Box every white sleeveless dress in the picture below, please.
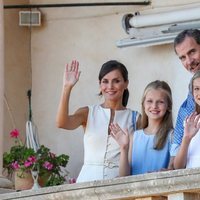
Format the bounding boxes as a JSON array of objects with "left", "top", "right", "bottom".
[
  {"left": 186, "top": 129, "right": 200, "bottom": 168},
  {"left": 76, "top": 105, "right": 137, "bottom": 183}
]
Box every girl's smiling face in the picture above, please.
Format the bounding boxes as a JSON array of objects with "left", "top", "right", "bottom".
[
  {"left": 193, "top": 77, "right": 200, "bottom": 106},
  {"left": 144, "top": 88, "right": 168, "bottom": 121}
]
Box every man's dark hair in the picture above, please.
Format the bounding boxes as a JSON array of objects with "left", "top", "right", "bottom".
[{"left": 174, "top": 29, "right": 200, "bottom": 53}]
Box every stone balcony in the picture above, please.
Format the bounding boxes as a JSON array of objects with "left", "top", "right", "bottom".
[{"left": 1, "top": 168, "right": 200, "bottom": 200}]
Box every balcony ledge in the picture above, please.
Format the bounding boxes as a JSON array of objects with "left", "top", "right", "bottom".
[
  {"left": 0, "top": 176, "right": 14, "bottom": 194},
  {"left": 1, "top": 168, "right": 200, "bottom": 199}
]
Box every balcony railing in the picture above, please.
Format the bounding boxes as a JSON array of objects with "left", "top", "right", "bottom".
[{"left": 1, "top": 168, "right": 200, "bottom": 199}]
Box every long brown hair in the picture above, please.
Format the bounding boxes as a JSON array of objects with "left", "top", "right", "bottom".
[
  {"left": 190, "top": 71, "right": 200, "bottom": 114},
  {"left": 140, "top": 80, "right": 173, "bottom": 150}
]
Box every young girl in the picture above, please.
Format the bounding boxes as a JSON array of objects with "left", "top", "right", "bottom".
[
  {"left": 110, "top": 80, "right": 174, "bottom": 176},
  {"left": 174, "top": 71, "right": 200, "bottom": 169},
  {"left": 56, "top": 60, "right": 140, "bottom": 182}
]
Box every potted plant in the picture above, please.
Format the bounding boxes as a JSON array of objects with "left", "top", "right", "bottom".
[{"left": 3, "top": 129, "right": 69, "bottom": 189}]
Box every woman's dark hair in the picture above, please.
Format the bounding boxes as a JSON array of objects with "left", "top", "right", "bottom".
[
  {"left": 98, "top": 60, "right": 129, "bottom": 107},
  {"left": 174, "top": 29, "right": 200, "bottom": 53}
]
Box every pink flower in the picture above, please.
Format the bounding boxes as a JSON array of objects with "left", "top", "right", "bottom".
[
  {"left": 69, "top": 178, "right": 76, "bottom": 184},
  {"left": 28, "top": 156, "right": 36, "bottom": 163},
  {"left": 11, "top": 161, "right": 20, "bottom": 170},
  {"left": 24, "top": 156, "right": 36, "bottom": 168},
  {"left": 10, "top": 129, "right": 19, "bottom": 138},
  {"left": 24, "top": 160, "right": 33, "bottom": 168},
  {"left": 43, "top": 161, "right": 53, "bottom": 170}
]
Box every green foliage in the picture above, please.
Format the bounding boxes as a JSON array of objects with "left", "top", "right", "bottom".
[
  {"left": 3, "top": 145, "right": 36, "bottom": 176},
  {"left": 36, "top": 145, "right": 69, "bottom": 186},
  {"left": 3, "top": 130, "right": 69, "bottom": 187}
]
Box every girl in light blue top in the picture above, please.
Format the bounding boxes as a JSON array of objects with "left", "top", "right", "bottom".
[{"left": 110, "top": 80, "right": 174, "bottom": 176}]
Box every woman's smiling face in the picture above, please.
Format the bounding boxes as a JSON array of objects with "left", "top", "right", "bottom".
[
  {"left": 193, "top": 77, "right": 200, "bottom": 106},
  {"left": 99, "top": 69, "right": 128, "bottom": 103}
]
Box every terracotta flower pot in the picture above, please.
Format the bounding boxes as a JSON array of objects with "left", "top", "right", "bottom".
[
  {"left": 14, "top": 170, "right": 34, "bottom": 190},
  {"left": 14, "top": 170, "right": 50, "bottom": 190}
]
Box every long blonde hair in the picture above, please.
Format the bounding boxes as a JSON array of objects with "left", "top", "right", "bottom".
[
  {"left": 189, "top": 71, "right": 200, "bottom": 114},
  {"left": 140, "top": 80, "right": 173, "bottom": 150}
]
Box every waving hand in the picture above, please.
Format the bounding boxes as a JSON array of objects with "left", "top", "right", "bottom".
[
  {"left": 63, "top": 60, "right": 81, "bottom": 88},
  {"left": 184, "top": 112, "right": 200, "bottom": 141},
  {"left": 110, "top": 123, "right": 129, "bottom": 150}
]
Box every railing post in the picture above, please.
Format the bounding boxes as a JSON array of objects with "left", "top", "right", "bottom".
[{"left": 0, "top": 0, "right": 14, "bottom": 192}]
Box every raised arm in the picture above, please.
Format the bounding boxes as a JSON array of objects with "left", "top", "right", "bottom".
[
  {"left": 174, "top": 112, "right": 200, "bottom": 169},
  {"left": 56, "top": 60, "right": 87, "bottom": 130},
  {"left": 110, "top": 123, "right": 131, "bottom": 176}
]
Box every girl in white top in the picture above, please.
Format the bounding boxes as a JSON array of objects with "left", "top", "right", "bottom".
[
  {"left": 174, "top": 71, "right": 200, "bottom": 169},
  {"left": 56, "top": 60, "right": 140, "bottom": 182}
]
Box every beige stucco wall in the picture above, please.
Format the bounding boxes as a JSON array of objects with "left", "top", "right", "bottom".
[
  {"left": 3, "top": 0, "right": 31, "bottom": 152},
  {"left": 3, "top": 0, "right": 200, "bottom": 179},
  {"left": 0, "top": 0, "right": 4, "bottom": 174}
]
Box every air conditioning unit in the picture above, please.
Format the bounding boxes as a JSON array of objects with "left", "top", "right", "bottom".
[{"left": 19, "top": 11, "right": 41, "bottom": 26}]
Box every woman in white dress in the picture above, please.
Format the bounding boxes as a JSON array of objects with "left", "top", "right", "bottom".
[
  {"left": 56, "top": 60, "right": 140, "bottom": 183},
  {"left": 174, "top": 71, "right": 200, "bottom": 169}
]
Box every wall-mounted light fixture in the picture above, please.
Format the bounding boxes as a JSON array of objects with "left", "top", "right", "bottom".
[{"left": 117, "top": 6, "right": 200, "bottom": 48}]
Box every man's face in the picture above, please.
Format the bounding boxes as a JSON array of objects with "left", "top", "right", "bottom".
[{"left": 175, "top": 36, "right": 200, "bottom": 74}]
